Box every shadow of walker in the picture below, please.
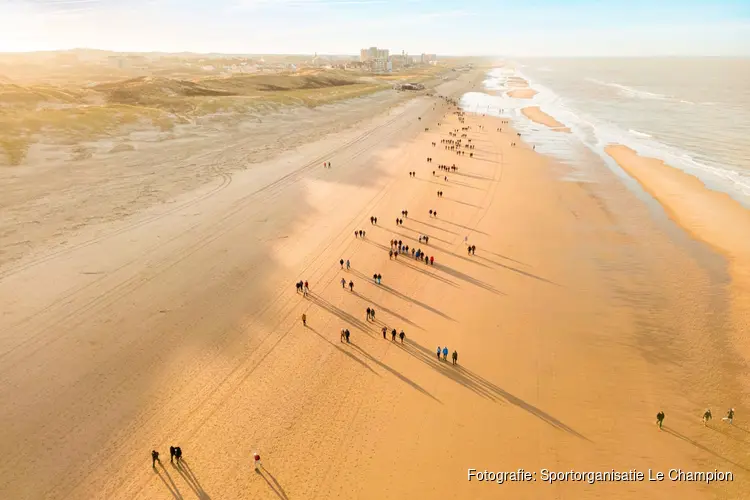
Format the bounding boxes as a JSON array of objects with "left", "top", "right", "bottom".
[
  {"left": 174, "top": 459, "right": 210, "bottom": 499},
  {"left": 258, "top": 465, "right": 290, "bottom": 500}
]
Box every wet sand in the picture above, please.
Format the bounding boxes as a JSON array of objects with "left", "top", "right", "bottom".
[
  {"left": 0, "top": 74, "right": 748, "bottom": 499},
  {"left": 606, "top": 144, "right": 750, "bottom": 368},
  {"left": 508, "top": 89, "right": 538, "bottom": 99},
  {"left": 522, "top": 106, "right": 571, "bottom": 132}
]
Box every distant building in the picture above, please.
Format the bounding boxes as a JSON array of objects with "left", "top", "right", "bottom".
[
  {"left": 360, "top": 46, "right": 390, "bottom": 71},
  {"left": 421, "top": 53, "right": 437, "bottom": 64}
]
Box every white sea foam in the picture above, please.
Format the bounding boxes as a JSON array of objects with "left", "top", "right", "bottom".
[{"left": 629, "top": 129, "right": 652, "bottom": 139}]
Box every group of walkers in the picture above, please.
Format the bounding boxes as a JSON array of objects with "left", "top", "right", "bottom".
[
  {"left": 408, "top": 171, "right": 416, "bottom": 177},
  {"left": 437, "top": 345, "right": 459, "bottom": 365},
  {"left": 382, "top": 326, "right": 405, "bottom": 343},
  {"left": 322, "top": 161, "right": 332, "bottom": 168},
  {"left": 150, "top": 445, "right": 183, "bottom": 467},
  {"left": 369, "top": 216, "right": 378, "bottom": 224},
  {"left": 656, "top": 408, "right": 735, "bottom": 430},
  {"left": 437, "top": 191, "right": 443, "bottom": 198},
  {"left": 372, "top": 273, "right": 382, "bottom": 284},
  {"left": 354, "top": 230, "right": 367, "bottom": 238},
  {"left": 339, "top": 258, "right": 351, "bottom": 270},
  {"left": 466, "top": 245, "right": 476, "bottom": 255},
  {"left": 437, "top": 164, "right": 456, "bottom": 172},
  {"left": 428, "top": 209, "right": 438, "bottom": 218},
  {"left": 295, "top": 280, "right": 310, "bottom": 297}
]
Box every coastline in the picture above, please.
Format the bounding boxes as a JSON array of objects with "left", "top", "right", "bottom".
[
  {"left": 1, "top": 66, "right": 748, "bottom": 499},
  {"left": 521, "top": 106, "right": 570, "bottom": 132}
]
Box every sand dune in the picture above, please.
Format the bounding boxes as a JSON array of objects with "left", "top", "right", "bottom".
[
  {"left": 0, "top": 71, "right": 748, "bottom": 499},
  {"left": 522, "top": 106, "right": 570, "bottom": 132},
  {"left": 508, "top": 88, "right": 538, "bottom": 99}
]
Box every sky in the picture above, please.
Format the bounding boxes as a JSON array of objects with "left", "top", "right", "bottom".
[{"left": 1, "top": 0, "right": 749, "bottom": 56}]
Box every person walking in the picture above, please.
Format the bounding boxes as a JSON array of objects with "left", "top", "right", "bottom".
[
  {"left": 391, "top": 329, "right": 397, "bottom": 341},
  {"left": 341, "top": 328, "right": 346, "bottom": 342},
  {"left": 346, "top": 259, "right": 350, "bottom": 271},
  {"left": 656, "top": 411, "right": 665, "bottom": 430},
  {"left": 340, "top": 259, "right": 344, "bottom": 269},
  {"left": 345, "top": 329, "right": 350, "bottom": 343},
  {"left": 174, "top": 447, "right": 182, "bottom": 463},
  {"left": 152, "top": 450, "right": 160, "bottom": 468},
  {"left": 377, "top": 273, "right": 382, "bottom": 284},
  {"left": 430, "top": 256, "right": 434, "bottom": 266},
  {"left": 302, "top": 313, "right": 307, "bottom": 327},
  {"left": 703, "top": 408, "right": 712, "bottom": 426},
  {"left": 349, "top": 280, "right": 354, "bottom": 292},
  {"left": 382, "top": 326, "right": 387, "bottom": 339},
  {"left": 253, "top": 452, "right": 261, "bottom": 471},
  {"left": 304, "top": 281, "right": 309, "bottom": 297},
  {"left": 723, "top": 408, "right": 735, "bottom": 424},
  {"left": 399, "top": 330, "right": 405, "bottom": 343},
  {"left": 371, "top": 308, "right": 376, "bottom": 321},
  {"left": 170, "top": 446, "right": 176, "bottom": 463},
  {"left": 366, "top": 307, "right": 371, "bottom": 321},
  {"left": 341, "top": 277, "right": 346, "bottom": 288},
  {"left": 436, "top": 346, "right": 441, "bottom": 360},
  {"left": 389, "top": 249, "right": 393, "bottom": 259},
  {"left": 442, "top": 346, "right": 448, "bottom": 360},
  {"left": 452, "top": 350, "right": 458, "bottom": 365}
]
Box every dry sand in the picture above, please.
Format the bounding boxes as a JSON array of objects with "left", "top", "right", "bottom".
[
  {"left": 522, "top": 106, "right": 570, "bottom": 132},
  {"left": 0, "top": 74, "right": 748, "bottom": 499},
  {"left": 508, "top": 89, "right": 538, "bottom": 99}
]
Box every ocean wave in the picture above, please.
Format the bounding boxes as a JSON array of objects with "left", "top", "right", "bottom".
[
  {"left": 628, "top": 129, "right": 652, "bottom": 139},
  {"left": 585, "top": 78, "right": 671, "bottom": 101}
]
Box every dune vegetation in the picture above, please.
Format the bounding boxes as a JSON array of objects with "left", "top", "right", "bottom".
[{"left": 0, "top": 65, "right": 449, "bottom": 166}]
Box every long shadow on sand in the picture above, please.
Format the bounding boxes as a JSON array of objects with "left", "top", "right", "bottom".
[
  {"left": 433, "top": 263, "right": 504, "bottom": 296},
  {"left": 479, "top": 250, "right": 529, "bottom": 267},
  {"left": 405, "top": 218, "right": 460, "bottom": 235},
  {"left": 442, "top": 196, "right": 484, "bottom": 209},
  {"left": 473, "top": 255, "right": 561, "bottom": 287},
  {"left": 412, "top": 217, "right": 489, "bottom": 236},
  {"left": 308, "top": 294, "right": 376, "bottom": 335},
  {"left": 348, "top": 341, "right": 440, "bottom": 403},
  {"left": 258, "top": 467, "right": 289, "bottom": 500},
  {"left": 399, "top": 339, "right": 588, "bottom": 440},
  {"left": 392, "top": 257, "right": 460, "bottom": 288},
  {"left": 155, "top": 463, "right": 183, "bottom": 499},
  {"left": 450, "top": 171, "right": 495, "bottom": 182},
  {"left": 392, "top": 226, "right": 453, "bottom": 246},
  {"left": 174, "top": 460, "right": 210, "bottom": 499},
  {"left": 349, "top": 269, "right": 455, "bottom": 322},
  {"left": 351, "top": 290, "right": 425, "bottom": 328},
  {"left": 664, "top": 428, "right": 749, "bottom": 472},
  {"left": 308, "top": 326, "right": 378, "bottom": 375}
]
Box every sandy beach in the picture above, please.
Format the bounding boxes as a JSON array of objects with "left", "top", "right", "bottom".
[
  {"left": 522, "top": 106, "right": 570, "bottom": 132},
  {"left": 508, "top": 88, "right": 538, "bottom": 99},
  {"left": 1, "top": 70, "right": 749, "bottom": 500}
]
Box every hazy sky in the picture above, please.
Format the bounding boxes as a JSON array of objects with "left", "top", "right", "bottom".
[{"left": 1, "top": 0, "right": 749, "bottom": 56}]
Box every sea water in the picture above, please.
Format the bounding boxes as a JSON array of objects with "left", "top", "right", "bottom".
[{"left": 460, "top": 58, "right": 750, "bottom": 207}]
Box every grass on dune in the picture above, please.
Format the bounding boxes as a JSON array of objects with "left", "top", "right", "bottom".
[{"left": 0, "top": 70, "right": 410, "bottom": 165}]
